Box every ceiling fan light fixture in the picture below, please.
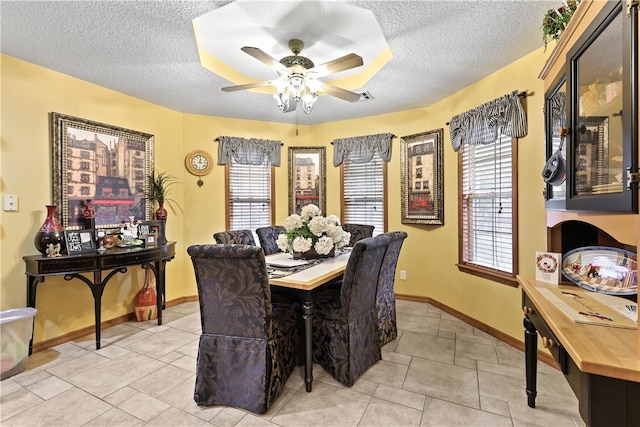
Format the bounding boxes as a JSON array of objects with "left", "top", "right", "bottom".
[
  {"left": 306, "top": 78, "right": 323, "bottom": 94},
  {"left": 288, "top": 74, "right": 305, "bottom": 98},
  {"left": 274, "top": 92, "right": 297, "bottom": 113},
  {"left": 302, "top": 92, "right": 317, "bottom": 114}
]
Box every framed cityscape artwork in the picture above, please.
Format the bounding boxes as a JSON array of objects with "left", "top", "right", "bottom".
[
  {"left": 51, "top": 112, "right": 155, "bottom": 229},
  {"left": 400, "top": 128, "right": 444, "bottom": 225},
  {"left": 288, "top": 147, "right": 326, "bottom": 215}
]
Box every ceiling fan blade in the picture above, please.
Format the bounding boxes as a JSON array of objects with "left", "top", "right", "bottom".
[
  {"left": 221, "top": 80, "right": 274, "bottom": 92},
  {"left": 319, "top": 83, "right": 362, "bottom": 102},
  {"left": 309, "top": 53, "right": 363, "bottom": 78},
  {"left": 241, "top": 46, "right": 288, "bottom": 72}
]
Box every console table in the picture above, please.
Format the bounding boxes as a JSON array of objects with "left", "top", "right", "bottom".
[
  {"left": 518, "top": 275, "right": 639, "bottom": 427},
  {"left": 24, "top": 242, "right": 176, "bottom": 354}
]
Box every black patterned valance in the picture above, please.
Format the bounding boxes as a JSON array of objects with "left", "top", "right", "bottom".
[
  {"left": 217, "top": 136, "right": 282, "bottom": 166},
  {"left": 448, "top": 91, "right": 528, "bottom": 151},
  {"left": 332, "top": 132, "right": 393, "bottom": 166}
]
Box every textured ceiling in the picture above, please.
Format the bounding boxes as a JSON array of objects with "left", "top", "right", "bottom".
[{"left": 0, "top": 0, "right": 558, "bottom": 125}]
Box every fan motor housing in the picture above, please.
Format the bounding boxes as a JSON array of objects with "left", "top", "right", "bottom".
[
  {"left": 280, "top": 39, "right": 315, "bottom": 69},
  {"left": 279, "top": 55, "right": 314, "bottom": 69}
]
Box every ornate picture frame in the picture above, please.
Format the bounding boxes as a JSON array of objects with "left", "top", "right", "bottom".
[
  {"left": 51, "top": 112, "right": 155, "bottom": 230},
  {"left": 400, "top": 128, "right": 444, "bottom": 225},
  {"left": 288, "top": 147, "right": 326, "bottom": 215}
]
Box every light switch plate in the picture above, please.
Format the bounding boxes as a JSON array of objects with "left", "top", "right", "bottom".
[{"left": 3, "top": 194, "right": 18, "bottom": 211}]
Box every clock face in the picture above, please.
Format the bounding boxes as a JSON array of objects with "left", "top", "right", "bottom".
[
  {"left": 185, "top": 150, "right": 213, "bottom": 176},
  {"left": 191, "top": 155, "right": 208, "bottom": 170}
]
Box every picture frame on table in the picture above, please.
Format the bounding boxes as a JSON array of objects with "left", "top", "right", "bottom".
[
  {"left": 400, "top": 128, "right": 444, "bottom": 225},
  {"left": 288, "top": 147, "right": 326, "bottom": 215},
  {"left": 145, "top": 232, "right": 158, "bottom": 247},
  {"left": 50, "top": 112, "right": 155, "bottom": 230},
  {"left": 64, "top": 229, "right": 97, "bottom": 254},
  {"left": 140, "top": 220, "right": 166, "bottom": 245}
]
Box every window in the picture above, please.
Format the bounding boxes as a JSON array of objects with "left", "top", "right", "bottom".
[
  {"left": 458, "top": 134, "right": 518, "bottom": 286},
  {"left": 227, "top": 159, "right": 274, "bottom": 232},
  {"left": 341, "top": 156, "right": 386, "bottom": 235}
]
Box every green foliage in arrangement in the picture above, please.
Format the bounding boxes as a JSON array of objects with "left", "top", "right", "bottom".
[
  {"left": 542, "top": 0, "right": 581, "bottom": 50},
  {"left": 145, "top": 170, "right": 183, "bottom": 214}
]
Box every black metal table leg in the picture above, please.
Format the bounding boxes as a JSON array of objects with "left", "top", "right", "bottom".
[
  {"left": 524, "top": 315, "right": 538, "bottom": 408},
  {"left": 302, "top": 298, "right": 314, "bottom": 392}
]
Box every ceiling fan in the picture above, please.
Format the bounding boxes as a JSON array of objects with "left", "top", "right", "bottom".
[{"left": 221, "top": 39, "right": 364, "bottom": 114}]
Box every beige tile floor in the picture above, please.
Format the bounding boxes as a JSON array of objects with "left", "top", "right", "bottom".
[{"left": 0, "top": 299, "right": 584, "bottom": 426}]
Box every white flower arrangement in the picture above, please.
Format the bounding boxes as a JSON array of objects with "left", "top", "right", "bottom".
[{"left": 277, "top": 204, "right": 351, "bottom": 256}]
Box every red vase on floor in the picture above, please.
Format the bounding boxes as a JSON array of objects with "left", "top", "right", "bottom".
[
  {"left": 134, "top": 269, "right": 157, "bottom": 321},
  {"left": 34, "top": 205, "right": 66, "bottom": 256},
  {"left": 155, "top": 201, "right": 167, "bottom": 220}
]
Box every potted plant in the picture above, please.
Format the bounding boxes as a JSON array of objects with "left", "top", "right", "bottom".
[
  {"left": 542, "top": 0, "right": 580, "bottom": 50},
  {"left": 146, "top": 170, "right": 182, "bottom": 220}
]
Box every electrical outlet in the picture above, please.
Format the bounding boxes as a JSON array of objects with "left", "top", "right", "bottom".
[
  {"left": 400, "top": 270, "right": 406, "bottom": 280},
  {"left": 3, "top": 194, "right": 18, "bottom": 211}
]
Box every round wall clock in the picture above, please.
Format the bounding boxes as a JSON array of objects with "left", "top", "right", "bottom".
[{"left": 185, "top": 150, "right": 213, "bottom": 186}]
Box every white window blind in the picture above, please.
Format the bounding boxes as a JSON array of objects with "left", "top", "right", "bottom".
[
  {"left": 228, "top": 159, "right": 272, "bottom": 232},
  {"left": 342, "top": 156, "right": 385, "bottom": 235},
  {"left": 460, "top": 134, "right": 515, "bottom": 274}
]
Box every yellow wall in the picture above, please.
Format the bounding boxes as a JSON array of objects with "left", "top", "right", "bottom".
[{"left": 1, "top": 46, "right": 548, "bottom": 347}]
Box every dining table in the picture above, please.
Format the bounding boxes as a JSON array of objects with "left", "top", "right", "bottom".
[{"left": 267, "top": 250, "right": 350, "bottom": 392}]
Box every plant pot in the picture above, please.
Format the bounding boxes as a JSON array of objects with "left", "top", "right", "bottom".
[
  {"left": 155, "top": 201, "right": 167, "bottom": 220},
  {"left": 292, "top": 246, "right": 335, "bottom": 260}
]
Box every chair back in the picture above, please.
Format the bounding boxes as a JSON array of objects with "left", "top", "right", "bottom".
[
  {"left": 311, "top": 233, "right": 391, "bottom": 387},
  {"left": 213, "top": 229, "right": 256, "bottom": 246},
  {"left": 188, "top": 244, "right": 297, "bottom": 414},
  {"left": 340, "top": 233, "right": 392, "bottom": 320},
  {"left": 256, "top": 225, "right": 285, "bottom": 255},
  {"left": 187, "top": 244, "right": 270, "bottom": 338},
  {"left": 376, "top": 231, "right": 408, "bottom": 345},
  {"left": 342, "top": 223, "right": 375, "bottom": 246}
]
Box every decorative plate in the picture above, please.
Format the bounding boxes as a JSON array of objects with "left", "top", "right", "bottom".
[
  {"left": 562, "top": 246, "right": 638, "bottom": 295},
  {"left": 116, "top": 239, "right": 144, "bottom": 248}
]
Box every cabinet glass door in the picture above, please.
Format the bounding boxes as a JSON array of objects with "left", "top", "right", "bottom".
[
  {"left": 566, "top": 0, "right": 637, "bottom": 212},
  {"left": 544, "top": 75, "right": 567, "bottom": 209}
]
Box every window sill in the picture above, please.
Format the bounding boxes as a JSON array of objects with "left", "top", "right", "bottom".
[{"left": 456, "top": 263, "right": 518, "bottom": 287}]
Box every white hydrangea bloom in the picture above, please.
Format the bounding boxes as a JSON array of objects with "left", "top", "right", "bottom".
[
  {"left": 308, "top": 216, "right": 328, "bottom": 236},
  {"left": 314, "top": 236, "right": 334, "bottom": 255},
  {"left": 338, "top": 231, "right": 351, "bottom": 248},
  {"left": 284, "top": 214, "right": 303, "bottom": 232},
  {"left": 300, "top": 204, "right": 321, "bottom": 221},
  {"left": 276, "top": 233, "right": 290, "bottom": 252},
  {"left": 292, "top": 236, "right": 312, "bottom": 253},
  {"left": 325, "top": 214, "right": 340, "bottom": 226},
  {"left": 326, "top": 224, "right": 342, "bottom": 242}
]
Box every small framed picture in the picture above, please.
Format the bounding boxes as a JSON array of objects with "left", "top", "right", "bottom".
[
  {"left": 145, "top": 233, "right": 157, "bottom": 247},
  {"left": 535, "top": 252, "right": 561, "bottom": 285},
  {"left": 65, "top": 229, "right": 97, "bottom": 254},
  {"left": 140, "top": 220, "right": 166, "bottom": 245}
]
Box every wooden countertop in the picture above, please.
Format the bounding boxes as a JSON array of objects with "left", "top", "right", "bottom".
[{"left": 518, "top": 275, "right": 639, "bottom": 383}]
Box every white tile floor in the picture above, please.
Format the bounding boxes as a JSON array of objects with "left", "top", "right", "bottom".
[{"left": 0, "top": 300, "right": 584, "bottom": 426}]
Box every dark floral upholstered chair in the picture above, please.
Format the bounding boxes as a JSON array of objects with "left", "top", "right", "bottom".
[
  {"left": 311, "top": 233, "right": 392, "bottom": 387},
  {"left": 341, "top": 223, "right": 375, "bottom": 247},
  {"left": 213, "top": 229, "right": 256, "bottom": 246},
  {"left": 256, "top": 225, "right": 285, "bottom": 255},
  {"left": 376, "top": 231, "right": 408, "bottom": 346},
  {"left": 187, "top": 244, "right": 298, "bottom": 414}
]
